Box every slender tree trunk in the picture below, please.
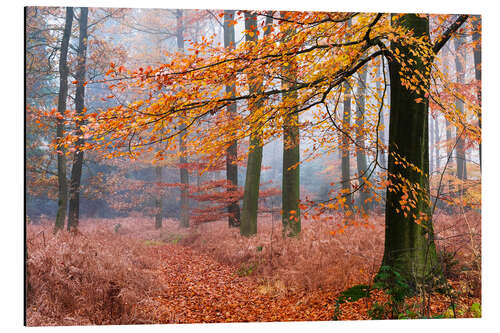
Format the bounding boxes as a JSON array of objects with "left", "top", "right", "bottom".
[
  {"left": 155, "top": 166, "right": 163, "bottom": 229},
  {"left": 176, "top": 9, "right": 190, "bottom": 228},
  {"left": 240, "top": 12, "right": 271, "bottom": 236},
  {"left": 375, "top": 61, "right": 387, "bottom": 210},
  {"left": 341, "top": 81, "right": 353, "bottom": 213},
  {"left": 472, "top": 16, "right": 481, "bottom": 171},
  {"left": 441, "top": 47, "right": 455, "bottom": 196},
  {"left": 429, "top": 114, "right": 434, "bottom": 174},
  {"left": 434, "top": 114, "right": 440, "bottom": 172},
  {"left": 355, "top": 68, "right": 370, "bottom": 213},
  {"left": 381, "top": 14, "right": 441, "bottom": 286},
  {"left": 281, "top": 12, "right": 300, "bottom": 237},
  {"left": 454, "top": 35, "right": 467, "bottom": 194},
  {"left": 54, "top": 7, "right": 73, "bottom": 232},
  {"left": 67, "top": 7, "right": 88, "bottom": 231},
  {"left": 224, "top": 10, "right": 241, "bottom": 227}
]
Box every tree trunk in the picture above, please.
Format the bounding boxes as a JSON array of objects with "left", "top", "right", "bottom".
[
  {"left": 67, "top": 7, "right": 88, "bottom": 231},
  {"left": 155, "top": 165, "right": 163, "bottom": 229},
  {"left": 224, "top": 10, "right": 241, "bottom": 228},
  {"left": 454, "top": 35, "right": 467, "bottom": 191},
  {"left": 54, "top": 7, "right": 73, "bottom": 232},
  {"left": 355, "top": 68, "right": 370, "bottom": 213},
  {"left": 377, "top": 61, "right": 387, "bottom": 170},
  {"left": 381, "top": 14, "right": 441, "bottom": 286},
  {"left": 176, "top": 9, "right": 190, "bottom": 228},
  {"left": 471, "top": 16, "right": 481, "bottom": 171},
  {"left": 240, "top": 12, "right": 271, "bottom": 236},
  {"left": 434, "top": 114, "right": 440, "bottom": 172},
  {"left": 375, "top": 61, "right": 387, "bottom": 209},
  {"left": 281, "top": 12, "right": 300, "bottom": 237},
  {"left": 341, "top": 80, "right": 352, "bottom": 213},
  {"left": 429, "top": 114, "right": 434, "bottom": 174}
]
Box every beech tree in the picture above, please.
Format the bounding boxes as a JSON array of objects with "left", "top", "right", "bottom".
[
  {"left": 54, "top": 7, "right": 74, "bottom": 231},
  {"left": 175, "top": 9, "right": 190, "bottom": 228},
  {"left": 382, "top": 13, "right": 468, "bottom": 284},
  {"left": 281, "top": 11, "right": 301, "bottom": 237},
  {"left": 70, "top": 11, "right": 473, "bottom": 287},
  {"left": 223, "top": 10, "right": 241, "bottom": 228},
  {"left": 454, "top": 33, "right": 467, "bottom": 190},
  {"left": 239, "top": 12, "right": 272, "bottom": 236},
  {"left": 67, "top": 7, "right": 89, "bottom": 230},
  {"left": 355, "top": 68, "right": 370, "bottom": 213},
  {"left": 471, "top": 16, "right": 481, "bottom": 170}
]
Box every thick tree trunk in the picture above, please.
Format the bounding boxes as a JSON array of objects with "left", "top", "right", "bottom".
[
  {"left": 471, "top": 16, "right": 481, "bottom": 171},
  {"left": 281, "top": 13, "right": 300, "bottom": 237},
  {"left": 454, "top": 35, "right": 467, "bottom": 191},
  {"left": 224, "top": 10, "right": 241, "bottom": 228},
  {"left": 381, "top": 14, "right": 441, "bottom": 286},
  {"left": 341, "top": 81, "right": 352, "bottom": 212},
  {"left": 176, "top": 9, "right": 190, "bottom": 228},
  {"left": 355, "top": 68, "right": 370, "bottom": 213},
  {"left": 67, "top": 7, "right": 88, "bottom": 231},
  {"left": 240, "top": 12, "right": 271, "bottom": 236},
  {"left": 155, "top": 166, "right": 163, "bottom": 229},
  {"left": 54, "top": 7, "right": 73, "bottom": 232}
]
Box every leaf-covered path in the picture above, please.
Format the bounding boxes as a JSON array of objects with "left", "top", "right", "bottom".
[{"left": 138, "top": 243, "right": 340, "bottom": 323}]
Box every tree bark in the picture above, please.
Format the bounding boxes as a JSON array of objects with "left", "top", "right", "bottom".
[
  {"left": 240, "top": 12, "right": 271, "bottom": 236},
  {"left": 67, "top": 7, "right": 88, "bottom": 231},
  {"left": 376, "top": 61, "right": 387, "bottom": 170},
  {"left": 281, "top": 12, "right": 300, "bottom": 237},
  {"left": 155, "top": 165, "right": 163, "bottom": 229},
  {"left": 54, "top": 7, "right": 73, "bottom": 232},
  {"left": 434, "top": 114, "right": 440, "bottom": 172},
  {"left": 454, "top": 35, "right": 467, "bottom": 192},
  {"left": 381, "top": 14, "right": 441, "bottom": 286},
  {"left": 341, "top": 80, "right": 353, "bottom": 213},
  {"left": 176, "top": 9, "right": 190, "bottom": 228},
  {"left": 224, "top": 10, "right": 241, "bottom": 228},
  {"left": 429, "top": 114, "right": 434, "bottom": 174},
  {"left": 471, "top": 16, "right": 481, "bottom": 171},
  {"left": 355, "top": 68, "right": 370, "bottom": 213}
]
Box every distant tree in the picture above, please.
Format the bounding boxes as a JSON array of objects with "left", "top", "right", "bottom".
[
  {"left": 340, "top": 80, "right": 352, "bottom": 214},
  {"left": 471, "top": 16, "right": 481, "bottom": 170},
  {"left": 67, "top": 7, "right": 89, "bottom": 230},
  {"left": 454, "top": 34, "right": 467, "bottom": 191},
  {"left": 154, "top": 165, "right": 163, "bottom": 229},
  {"left": 355, "top": 68, "right": 370, "bottom": 213},
  {"left": 281, "top": 11, "right": 301, "bottom": 237},
  {"left": 223, "top": 10, "right": 241, "bottom": 228},
  {"left": 176, "top": 9, "right": 190, "bottom": 228},
  {"left": 240, "top": 12, "right": 271, "bottom": 236},
  {"left": 54, "top": 7, "right": 74, "bottom": 231}
]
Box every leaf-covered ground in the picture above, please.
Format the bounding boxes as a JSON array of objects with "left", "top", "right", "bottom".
[
  {"left": 26, "top": 212, "right": 481, "bottom": 325},
  {"left": 138, "top": 243, "right": 340, "bottom": 323},
  {"left": 137, "top": 242, "right": 480, "bottom": 323}
]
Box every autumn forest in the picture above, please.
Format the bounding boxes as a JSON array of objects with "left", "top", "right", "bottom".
[{"left": 25, "top": 6, "right": 481, "bottom": 326}]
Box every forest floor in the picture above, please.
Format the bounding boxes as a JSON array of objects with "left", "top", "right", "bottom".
[{"left": 26, "top": 211, "right": 481, "bottom": 326}]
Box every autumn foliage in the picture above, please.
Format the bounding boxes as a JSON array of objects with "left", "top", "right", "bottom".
[{"left": 25, "top": 6, "right": 481, "bottom": 327}]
